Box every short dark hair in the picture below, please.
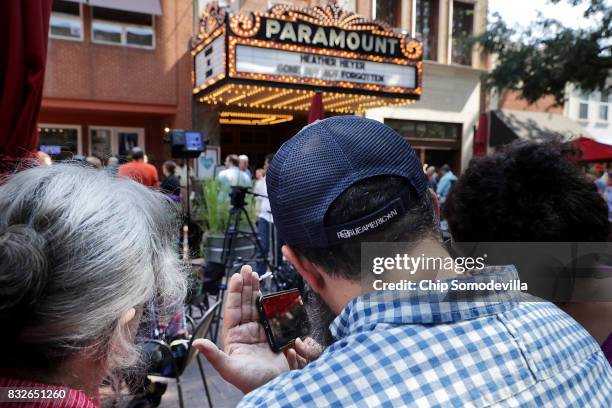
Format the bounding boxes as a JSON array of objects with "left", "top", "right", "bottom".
[
  {"left": 227, "top": 154, "right": 239, "bottom": 167},
  {"left": 294, "top": 176, "right": 438, "bottom": 280},
  {"left": 445, "top": 141, "right": 609, "bottom": 242},
  {"left": 265, "top": 153, "right": 274, "bottom": 164},
  {"left": 131, "top": 147, "right": 144, "bottom": 160},
  {"left": 163, "top": 160, "right": 176, "bottom": 175},
  {"left": 440, "top": 164, "right": 451, "bottom": 173}
]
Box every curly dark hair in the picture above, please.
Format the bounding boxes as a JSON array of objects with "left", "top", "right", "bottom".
[{"left": 444, "top": 141, "right": 609, "bottom": 242}]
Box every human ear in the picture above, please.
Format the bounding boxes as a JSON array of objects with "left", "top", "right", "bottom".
[{"left": 282, "top": 245, "right": 326, "bottom": 292}]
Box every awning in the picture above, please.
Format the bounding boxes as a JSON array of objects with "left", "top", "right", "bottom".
[
  {"left": 489, "top": 109, "right": 589, "bottom": 147},
  {"left": 88, "top": 0, "right": 162, "bottom": 15},
  {"left": 574, "top": 137, "right": 612, "bottom": 162}
]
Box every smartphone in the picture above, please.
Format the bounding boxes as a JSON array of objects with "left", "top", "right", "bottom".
[{"left": 256, "top": 288, "right": 310, "bottom": 352}]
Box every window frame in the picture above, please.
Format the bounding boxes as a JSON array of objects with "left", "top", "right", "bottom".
[
  {"left": 372, "top": 0, "right": 402, "bottom": 28},
  {"left": 89, "top": 126, "right": 146, "bottom": 158},
  {"left": 578, "top": 91, "right": 590, "bottom": 121},
  {"left": 451, "top": 0, "right": 475, "bottom": 66},
  {"left": 414, "top": 0, "right": 439, "bottom": 62},
  {"left": 598, "top": 92, "right": 610, "bottom": 123},
  {"left": 384, "top": 118, "right": 462, "bottom": 143},
  {"left": 49, "top": 2, "right": 84, "bottom": 42},
  {"left": 38, "top": 123, "right": 83, "bottom": 156},
  {"left": 91, "top": 14, "right": 156, "bottom": 50}
]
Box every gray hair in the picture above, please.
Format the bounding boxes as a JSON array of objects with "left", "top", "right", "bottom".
[{"left": 0, "top": 164, "right": 187, "bottom": 373}]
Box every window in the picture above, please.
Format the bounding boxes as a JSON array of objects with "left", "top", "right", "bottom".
[
  {"left": 578, "top": 91, "right": 589, "bottom": 120},
  {"left": 92, "top": 7, "right": 155, "bottom": 49},
  {"left": 50, "top": 0, "right": 83, "bottom": 41},
  {"left": 384, "top": 119, "right": 461, "bottom": 141},
  {"left": 38, "top": 125, "right": 81, "bottom": 161},
  {"left": 600, "top": 105, "right": 609, "bottom": 121},
  {"left": 374, "top": 0, "right": 401, "bottom": 28},
  {"left": 452, "top": 1, "right": 474, "bottom": 66},
  {"left": 599, "top": 91, "right": 610, "bottom": 122},
  {"left": 89, "top": 127, "right": 145, "bottom": 159},
  {"left": 579, "top": 103, "right": 589, "bottom": 120},
  {"left": 415, "top": 0, "right": 438, "bottom": 61}
]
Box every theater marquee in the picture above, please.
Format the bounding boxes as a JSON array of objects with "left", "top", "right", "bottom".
[{"left": 191, "top": 4, "right": 423, "bottom": 114}]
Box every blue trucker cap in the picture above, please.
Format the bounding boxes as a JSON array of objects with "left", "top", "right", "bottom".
[{"left": 266, "top": 116, "right": 428, "bottom": 248}]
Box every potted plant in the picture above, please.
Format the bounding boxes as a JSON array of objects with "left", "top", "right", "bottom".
[{"left": 198, "top": 179, "right": 256, "bottom": 264}]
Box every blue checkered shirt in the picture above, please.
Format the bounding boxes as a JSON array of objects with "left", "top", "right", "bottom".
[{"left": 239, "top": 266, "right": 612, "bottom": 407}]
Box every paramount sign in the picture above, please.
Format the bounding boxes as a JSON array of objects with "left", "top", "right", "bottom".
[
  {"left": 262, "top": 19, "right": 403, "bottom": 58},
  {"left": 192, "top": 4, "right": 423, "bottom": 99}
]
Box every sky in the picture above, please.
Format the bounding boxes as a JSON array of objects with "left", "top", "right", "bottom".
[{"left": 488, "top": 0, "right": 596, "bottom": 30}]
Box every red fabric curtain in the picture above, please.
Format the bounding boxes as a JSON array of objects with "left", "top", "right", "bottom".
[
  {"left": 0, "top": 0, "right": 52, "bottom": 174},
  {"left": 308, "top": 92, "right": 325, "bottom": 124},
  {"left": 574, "top": 137, "right": 612, "bottom": 162},
  {"left": 473, "top": 112, "right": 488, "bottom": 157}
]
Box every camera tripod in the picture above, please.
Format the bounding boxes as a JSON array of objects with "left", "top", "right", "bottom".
[{"left": 209, "top": 188, "right": 274, "bottom": 341}]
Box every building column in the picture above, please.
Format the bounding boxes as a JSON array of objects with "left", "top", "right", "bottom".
[
  {"left": 437, "top": 0, "right": 450, "bottom": 64},
  {"left": 402, "top": 0, "right": 413, "bottom": 34}
]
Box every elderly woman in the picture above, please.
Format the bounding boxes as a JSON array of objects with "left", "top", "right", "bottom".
[{"left": 0, "top": 164, "right": 187, "bottom": 407}]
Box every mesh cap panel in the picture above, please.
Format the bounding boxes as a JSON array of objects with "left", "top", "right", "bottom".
[{"left": 266, "top": 116, "right": 428, "bottom": 248}]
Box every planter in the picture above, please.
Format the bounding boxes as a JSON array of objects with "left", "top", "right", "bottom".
[{"left": 205, "top": 234, "right": 256, "bottom": 264}]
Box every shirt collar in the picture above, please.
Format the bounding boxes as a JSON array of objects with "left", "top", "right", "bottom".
[{"left": 329, "top": 265, "right": 523, "bottom": 340}]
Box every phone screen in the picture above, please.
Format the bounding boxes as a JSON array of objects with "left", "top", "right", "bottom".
[{"left": 258, "top": 289, "right": 310, "bottom": 352}]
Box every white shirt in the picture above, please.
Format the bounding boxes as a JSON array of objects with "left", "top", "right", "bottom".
[
  {"left": 217, "top": 167, "right": 252, "bottom": 192},
  {"left": 253, "top": 176, "right": 273, "bottom": 223},
  {"left": 177, "top": 164, "right": 195, "bottom": 188}
]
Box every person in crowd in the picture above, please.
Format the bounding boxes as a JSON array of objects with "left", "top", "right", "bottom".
[
  {"left": 435, "top": 163, "right": 457, "bottom": 204},
  {"left": 175, "top": 159, "right": 195, "bottom": 206},
  {"left": 253, "top": 154, "right": 276, "bottom": 279},
  {"left": 106, "top": 156, "right": 119, "bottom": 176},
  {"left": 604, "top": 176, "right": 612, "bottom": 223},
  {"left": 86, "top": 156, "right": 102, "bottom": 169},
  {"left": 239, "top": 154, "right": 252, "bottom": 179},
  {"left": 444, "top": 141, "right": 612, "bottom": 364},
  {"left": 255, "top": 168, "right": 265, "bottom": 183},
  {"left": 594, "top": 167, "right": 607, "bottom": 196},
  {"left": 37, "top": 151, "right": 52, "bottom": 166},
  {"left": 426, "top": 165, "right": 438, "bottom": 191},
  {"left": 0, "top": 164, "right": 186, "bottom": 407},
  {"left": 118, "top": 147, "right": 159, "bottom": 187},
  {"left": 194, "top": 117, "right": 612, "bottom": 406},
  {"left": 217, "top": 154, "right": 251, "bottom": 197},
  {"left": 160, "top": 160, "right": 181, "bottom": 202}
]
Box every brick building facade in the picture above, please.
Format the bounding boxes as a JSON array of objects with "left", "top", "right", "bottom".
[{"left": 39, "top": 0, "right": 194, "bottom": 168}]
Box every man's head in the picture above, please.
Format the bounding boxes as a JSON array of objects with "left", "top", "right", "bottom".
[
  {"left": 225, "top": 154, "right": 239, "bottom": 168},
  {"left": 107, "top": 156, "right": 119, "bottom": 166},
  {"left": 163, "top": 160, "right": 176, "bottom": 177},
  {"left": 239, "top": 154, "right": 249, "bottom": 171},
  {"left": 131, "top": 147, "right": 145, "bottom": 162},
  {"left": 264, "top": 153, "right": 274, "bottom": 171},
  {"left": 439, "top": 164, "right": 451, "bottom": 176},
  {"left": 444, "top": 141, "right": 609, "bottom": 242},
  {"left": 266, "top": 117, "right": 437, "bottom": 342}
]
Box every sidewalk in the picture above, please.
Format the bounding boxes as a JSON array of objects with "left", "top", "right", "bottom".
[{"left": 156, "top": 356, "right": 243, "bottom": 408}]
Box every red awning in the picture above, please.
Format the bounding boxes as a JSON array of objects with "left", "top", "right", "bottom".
[
  {"left": 574, "top": 137, "right": 612, "bottom": 162},
  {"left": 473, "top": 112, "right": 488, "bottom": 157},
  {"left": 308, "top": 92, "right": 325, "bottom": 124}
]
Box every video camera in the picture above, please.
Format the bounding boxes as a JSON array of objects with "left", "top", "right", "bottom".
[
  {"left": 230, "top": 186, "right": 248, "bottom": 208},
  {"left": 164, "top": 129, "right": 206, "bottom": 158}
]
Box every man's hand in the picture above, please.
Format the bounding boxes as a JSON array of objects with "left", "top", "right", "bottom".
[
  {"left": 193, "top": 266, "right": 294, "bottom": 394},
  {"left": 292, "top": 337, "right": 323, "bottom": 369}
]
